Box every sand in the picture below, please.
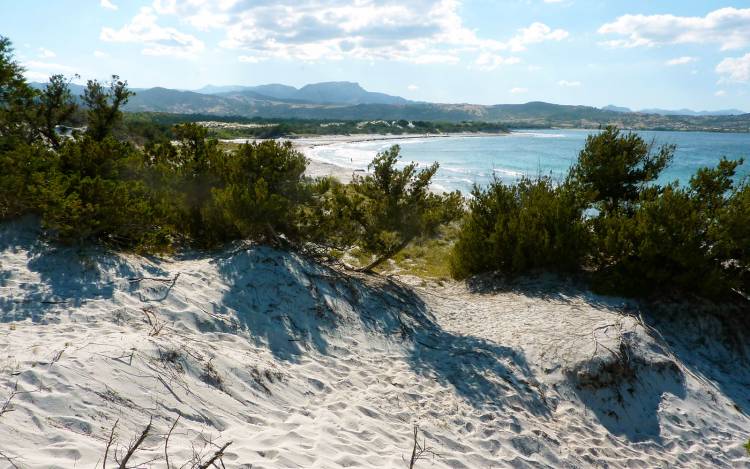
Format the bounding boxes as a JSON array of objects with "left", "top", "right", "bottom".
[
  {"left": 1, "top": 219, "right": 749, "bottom": 468},
  {"left": 220, "top": 132, "right": 509, "bottom": 184}
]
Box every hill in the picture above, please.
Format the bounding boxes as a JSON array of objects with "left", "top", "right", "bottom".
[
  {"left": 198, "top": 81, "right": 409, "bottom": 105},
  {"left": 603, "top": 104, "right": 747, "bottom": 117},
  {"left": 30, "top": 81, "right": 750, "bottom": 132}
]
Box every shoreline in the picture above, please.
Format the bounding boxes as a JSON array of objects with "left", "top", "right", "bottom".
[
  {"left": 221, "top": 131, "right": 510, "bottom": 184},
  {"left": 220, "top": 130, "right": 509, "bottom": 147}
]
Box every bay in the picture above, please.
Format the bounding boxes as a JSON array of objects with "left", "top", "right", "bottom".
[{"left": 305, "top": 129, "right": 750, "bottom": 193}]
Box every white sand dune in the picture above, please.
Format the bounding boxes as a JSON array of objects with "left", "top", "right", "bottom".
[{"left": 1, "top": 219, "right": 749, "bottom": 468}]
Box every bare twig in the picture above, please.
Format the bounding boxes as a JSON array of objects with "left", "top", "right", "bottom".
[
  {"left": 142, "top": 307, "right": 166, "bottom": 336},
  {"left": 0, "top": 449, "right": 20, "bottom": 469},
  {"left": 117, "top": 417, "right": 152, "bottom": 469},
  {"left": 102, "top": 418, "right": 119, "bottom": 469},
  {"left": 197, "top": 441, "right": 232, "bottom": 469},
  {"left": 164, "top": 416, "right": 180, "bottom": 469},
  {"left": 406, "top": 425, "right": 439, "bottom": 468},
  {"left": 127, "top": 275, "right": 180, "bottom": 283},
  {"left": 0, "top": 383, "right": 18, "bottom": 418}
]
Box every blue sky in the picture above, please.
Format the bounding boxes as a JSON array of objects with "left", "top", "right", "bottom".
[{"left": 3, "top": 1, "right": 750, "bottom": 111}]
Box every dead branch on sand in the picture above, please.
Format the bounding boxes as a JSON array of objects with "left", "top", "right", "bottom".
[{"left": 405, "top": 424, "right": 439, "bottom": 468}]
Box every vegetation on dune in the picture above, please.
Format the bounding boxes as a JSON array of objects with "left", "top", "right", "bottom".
[
  {"left": 0, "top": 36, "right": 456, "bottom": 268},
  {"left": 309, "top": 145, "right": 463, "bottom": 272},
  {"left": 451, "top": 126, "right": 750, "bottom": 299},
  {"left": 119, "top": 112, "right": 509, "bottom": 141},
  {"left": 1, "top": 34, "right": 748, "bottom": 300},
  {"left": 450, "top": 176, "right": 588, "bottom": 279}
]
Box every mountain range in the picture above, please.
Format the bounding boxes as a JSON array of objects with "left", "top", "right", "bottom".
[
  {"left": 30, "top": 81, "right": 750, "bottom": 132},
  {"left": 195, "top": 81, "right": 409, "bottom": 105},
  {"left": 601, "top": 104, "right": 746, "bottom": 117}
]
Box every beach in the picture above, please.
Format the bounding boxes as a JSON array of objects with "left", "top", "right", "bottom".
[{"left": 221, "top": 132, "right": 510, "bottom": 184}]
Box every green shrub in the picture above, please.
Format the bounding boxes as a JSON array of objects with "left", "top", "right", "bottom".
[
  {"left": 320, "top": 145, "right": 463, "bottom": 271},
  {"left": 590, "top": 158, "right": 747, "bottom": 297},
  {"left": 0, "top": 143, "right": 55, "bottom": 220},
  {"left": 32, "top": 137, "right": 173, "bottom": 251},
  {"left": 210, "top": 140, "right": 309, "bottom": 243},
  {"left": 450, "top": 176, "right": 587, "bottom": 279},
  {"left": 568, "top": 126, "right": 674, "bottom": 214}
]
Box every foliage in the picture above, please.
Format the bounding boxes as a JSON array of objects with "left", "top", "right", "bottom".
[
  {"left": 568, "top": 126, "right": 674, "bottom": 214},
  {"left": 588, "top": 156, "right": 747, "bottom": 297},
  {"left": 0, "top": 36, "right": 36, "bottom": 151},
  {"left": 32, "top": 136, "right": 173, "bottom": 251},
  {"left": 210, "top": 140, "right": 309, "bottom": 243},
  {"left": 318, "top": 145, "right": 463, "bottom": 271},
  {"left": 450, "top": 124, "right": 750, "bottom": 300},
  {"left": 121, "top": 112, "right": 509, "bottom": 139},
  {"left": 33, "top": 74, "right": 79, "bottom": 149},
  {"left": 450, "top": 176, "right": 588, "bottom": 279},
  {"left": 83, "top": 75, "right": 134, "bottom": 141}
]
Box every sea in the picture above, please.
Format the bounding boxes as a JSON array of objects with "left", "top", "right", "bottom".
[{"left": 304, "top": 129, "right": 750, "bottom": 194}]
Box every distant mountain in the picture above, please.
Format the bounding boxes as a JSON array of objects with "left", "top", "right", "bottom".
[
  {"left": 30, "top": 81, "right": 87, "bottom": 95},
  {"left": 294, "top": 81, "right": 408, "bottom": 105},
  {"left": 602, "top": 104, "right": 746, "bottom": 117},
  {"left": 27, "top": 81, "right": 750, "bottom": 132},
  {"left": 639, "top": 108, "right": 746, "bottom": 117},
  {"left": 196, "top": 81, "right": 409, "bottom": 106},
  {"left": 601, "top": 105, "right": 632, "bottom": 113},
  {"left": 195, "top": 84, "right": 252, "bottom": 94},
  {"left": 246, "top": 84, "right": 299, "bottom": 100}
]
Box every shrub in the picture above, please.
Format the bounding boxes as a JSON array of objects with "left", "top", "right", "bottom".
[
  {"left": 32, "top": 136, "right": 173, "bottom": 251},
  {"left": 321, "top": 145, "right": 463, "bottom": 271},
  {"left": 450, "top": 176, "right": 587, "bottom": 279},
  {"left": 568, "top": 126, "right": 674, "bottom": 214},
  {"left": 590, "top": 158, "right": 747, "bottom": 298},
  {"left": 209, "top": 140, "right": 309, "bottom": 243}
]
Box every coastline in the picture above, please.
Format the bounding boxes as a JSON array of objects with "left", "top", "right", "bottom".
[{"left": 221, "top": 131, "right": 510, "bottom": 184}]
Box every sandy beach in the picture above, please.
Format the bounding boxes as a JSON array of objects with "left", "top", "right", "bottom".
[{"left": 222, "top": 132, "right": 508, "bottom": 183}]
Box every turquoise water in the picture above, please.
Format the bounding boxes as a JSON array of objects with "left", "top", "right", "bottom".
[{"left": 306, "top": 129, "right": 750, "bottom": 193}]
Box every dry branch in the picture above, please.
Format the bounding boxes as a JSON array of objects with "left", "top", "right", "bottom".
[
  {"left": 117, "top": 417, "right": 152, "bottom": 469},
  {"left": 102, "top": 418, "right": 119, "bottom": 469},
  {"left": 197, "top": 441, "right": 232, "bottom": 469},
  {"left": 406, "top": 424, "right": 439, "bottom": 468},
  {"left": 164, "top": 416, "right": 179, "bottom": 469}
]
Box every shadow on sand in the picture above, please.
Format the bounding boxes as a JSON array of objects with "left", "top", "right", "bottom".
[
  {"left": 214, "top": 246, "right": 549, "bottom": 414},
  {"left": 0, "top": 218, "right": 167, "bottom": 323}
]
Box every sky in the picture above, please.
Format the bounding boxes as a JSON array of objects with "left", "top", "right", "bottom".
[{"left": 3, "top": 1, "right": 750, "bottom": 111}]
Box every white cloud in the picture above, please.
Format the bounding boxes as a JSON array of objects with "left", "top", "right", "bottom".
[
  {"left": 599, "top": 8, "right": 750, "bottom": 50},
  {"left": 558, "top": 80, "right": 581, "bottom": 87},
  {"left": 510, "top": 87, "right": 528, "bottom": 94},
  {"left": 94, "top": 50, "right": 110, "bottom": 59},
  {"left": 716, "top": 53, "right": 750, "bottom": 83},
  {"left": 408, "top": 84, "right": 419, "bottom": 91},
  {"left": 38, "top": 48, "right": 56, "bottom": 59},
  {"left": 474, "top": 53, "right": 521, "bottom": 71},
  {"left": 100, "top": 0, "right": 118, "bottom": 10},
  {"left": 101, "top": 6, "right": 205, "bottom": 58},
  {"left": 147, "top": 1, "right": 567, "bottom": 65},
  {"left": 507, "top": 22, "right": 568, "bottom": 52},
  {"left": 665, "top": 56, "right": 697, "bottom": 66},
  {"left": 715, "top": 90, "right": 727, "bottom": 97}
]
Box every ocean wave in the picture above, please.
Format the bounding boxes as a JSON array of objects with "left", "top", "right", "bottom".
[
  {"left": 512, "top": 132, "right": 566, "bottom": 139},
  {"left": 492, "top": 168, "right": 524, "bottom": 177}
]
